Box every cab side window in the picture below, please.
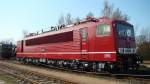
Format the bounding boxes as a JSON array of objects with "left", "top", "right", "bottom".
[
  {"left": 81, "top": 29, "right": 87, "bottom": 40},
  {"left": 96, "top": 24, "right": 111, "bottom": 36}
]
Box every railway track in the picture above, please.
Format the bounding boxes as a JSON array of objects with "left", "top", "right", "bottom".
[
  {"left": 12, "top": 60, "right": 150, "bottom": 79},
  {"left": 35, "top": 62, "right": 150, "bottom": 79},
  {"left": 0, "top": 61, "right": 75, "bottom": 84},
  {"left": 0, "top": 60, "right": 150, "bottom": 84}
]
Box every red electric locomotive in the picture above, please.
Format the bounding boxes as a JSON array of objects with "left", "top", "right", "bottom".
[{"left": 16, "top": 17, "right": 141, "bottom": 72}]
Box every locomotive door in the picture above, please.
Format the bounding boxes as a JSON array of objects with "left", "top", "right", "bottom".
[
  {"left": 80, "top": 28, "right": 89, "bottom": 59},
  {"left": 21, "top": 40, "right": 24, "bottom": 52}
]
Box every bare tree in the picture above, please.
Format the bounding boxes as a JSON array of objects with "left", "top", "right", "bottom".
[
  {"left": 86, "top": 12, "right": 94, "bottom": 17},
  {"left": 136, "top": 35, "right": 146, "bottom": 45},
  {"left": 102, "top": 0, "right": 113, "bottom": 18},
  {"left": 136, "top": 26, "right": 150, "bottom": 60},
  {"left": 140, "top": 27, "right": 150, "bottom": 42},
  {"left": 65, "top": 13, "right": 73, "bottom": 25},
  {"left": 112, "top": 8, "right": 129, "bottom": 21},
  {"left": 0, "top": 39, "right": 14, "bottom": 44},
  {"left": 112, "top": 8, "right": 122, "bottom": 20},
  {"left": 137, "top": 41, "right": 150, "bottom": 60},
  {"left": 122, "top": 13, "right": 130, "bottom": 21},
  {"left": 74, "top": 17, "right": 81, "bottom": 22},
  {"left": 102, "top": 0, "right": 129, "bottom": 21},
  {"left": 58, "top": 14, "right": 65, "bottom": 25},
  {"left": 22, "top": 30, "right": 29, "bottom": 38}
]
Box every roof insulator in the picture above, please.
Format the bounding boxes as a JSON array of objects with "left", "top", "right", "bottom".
[{"left": 86, "top": 16, "right": 99, "bottom": 22}]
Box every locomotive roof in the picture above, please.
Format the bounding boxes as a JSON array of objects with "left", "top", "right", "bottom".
[{"left": 24, "top": 17, "right": 130, "bottom": 40}]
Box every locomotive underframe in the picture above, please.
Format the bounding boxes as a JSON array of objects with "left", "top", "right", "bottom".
[
  {"left": 16, "top": 54, "right": 141, "bottom": 73},
  {"left": 116, "top": 54, "right": 141, "bottom": 72}
]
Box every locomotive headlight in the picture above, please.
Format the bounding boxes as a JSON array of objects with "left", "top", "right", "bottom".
[
  {"left": 132, "top": 48, "right": 134, "bottom": 53},
  {"left": 118, "top": 48, "right": 123, "bottom": 54},
  {"left": 84, "top": 63, "right": 88, "bottom": 67},
  {"left": 131, "top": 48, "right": 136, "bottom": 53}
]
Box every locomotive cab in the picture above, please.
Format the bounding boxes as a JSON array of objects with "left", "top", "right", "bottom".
[
  {"left": 114, "top": 21, "right": 141, "bottom": 71},
  {"left": 93, "top": 19, "right": 141, "bottom": 72}
]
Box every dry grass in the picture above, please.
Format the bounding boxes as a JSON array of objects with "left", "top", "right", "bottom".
[
  {"left": 144, "top": 61, "right": 150, "bottom": 64},
  {"left": 0, "top": 72, "right": 18, "bottom": 84}
]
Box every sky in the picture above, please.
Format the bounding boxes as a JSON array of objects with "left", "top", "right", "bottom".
[{"left": 0, "top": 0, "right": 150, "bottom": 42}]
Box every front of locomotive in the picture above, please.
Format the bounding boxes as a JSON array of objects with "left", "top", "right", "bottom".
[{"left": 113, "top": 20, "right": 142, "bottom": 71}]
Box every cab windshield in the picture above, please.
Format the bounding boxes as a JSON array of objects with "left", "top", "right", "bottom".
[{"left": 116, "top": 24, "right": 134, "bottom": 38}]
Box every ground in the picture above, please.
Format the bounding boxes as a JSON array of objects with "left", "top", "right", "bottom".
[
  {"left": 0, "top": 72, "right": 18, "bottom": 84},
  {"left": 0, "top": 60, "right": 149, "bottom": 84}
]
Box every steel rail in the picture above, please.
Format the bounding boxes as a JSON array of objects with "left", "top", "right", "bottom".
[{"left": 0, "top": 62, "right": 76, "bottom": 84}]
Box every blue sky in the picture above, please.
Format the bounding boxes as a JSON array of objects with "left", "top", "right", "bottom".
[{"left": 0, "top": 0, "right": 150, "bottom": 42}]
